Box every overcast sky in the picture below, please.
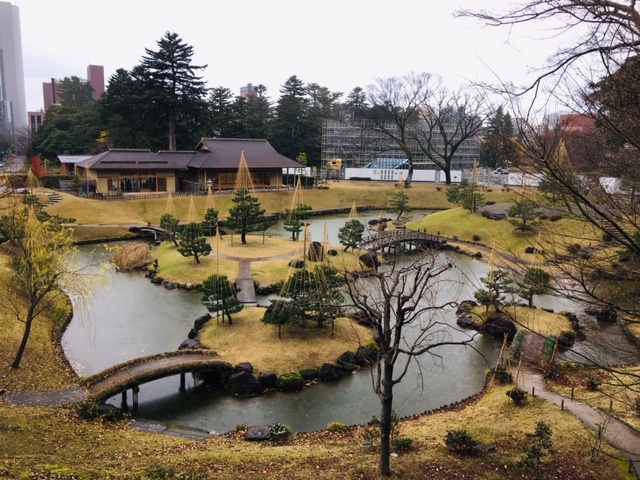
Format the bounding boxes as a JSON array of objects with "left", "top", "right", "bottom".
[{"left": 12, "top": 0, "right": 562, "bottom": 112}]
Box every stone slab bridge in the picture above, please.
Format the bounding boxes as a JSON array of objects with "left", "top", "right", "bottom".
[
  {"left": 81, "top": 350, "right": 233, "bottom": 410},
  {"left": 358, "top": 230, "right": 447, "bottom": 253}
]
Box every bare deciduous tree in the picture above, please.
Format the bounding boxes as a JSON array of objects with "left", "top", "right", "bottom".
[
  {"left": 366, "top": 72, "right": 435, "bottom": 187},
  {"left": 343, "top": 252, "right": 476, "bottom": 476}
]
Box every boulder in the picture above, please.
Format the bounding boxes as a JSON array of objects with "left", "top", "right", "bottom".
[
  {"left": 227, "top": 370, "right": 263, "bottom": 396},
  {"left": 179, "top": 339, "right": 208, "bottom": 350},
  {"left": 258, "top": 371, "right": 277, "bottom": 388},
  {"left": 308, "top": 241, "right": 324, "bottom": 262},
  {"left": 557, "top": 331, "right": 576, "bottom": 348},
  {"left": 163, "top": 281, "right": 176, "bottom": 290},
  {"left": 354, "top": 346, "right": 378, "bottom": 366},
  {"left": 187, "top": 328, "right": 197, "bottom": 340},
  {"left": 235, "top": 362, "right": 254, "bottom": 374},
  {"left": 193, "top": 313, "right": 212, "bottom": 331},
  {"left": 482, "top": 210, "right": 507, "bottom": 221},
  {"left": 337, "top": 351, "right": 356, "bottom": 371},
  {"left": 359, "top": 252, "right": 380, "bottom": 269},
  {"left": 289, "top": 259, "right": 305, "bottom": 269},
  {"left": 596, "top": 308, "right": 617, "bottom": 323},
  {"left": 244, "top": 425, "right": 271, "bottom": 442},
  {"left": 483, "top": 317, "right": 517, "bottom": 341},
  {"left": 327, "top": 249, "right": 338, "bottom": 257},
  {"left": 299, "top": 368, "right": 318, "bottom": 381},
  {"left": 318, "top": 362, "right": 344, "bottom": 381}
]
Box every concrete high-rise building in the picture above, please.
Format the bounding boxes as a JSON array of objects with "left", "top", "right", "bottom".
[
  {"left": 0, "top": 1, "right": 27, "bottom": 138},
  {"left": 87, "top": 64, "right": 105, "bottom": 101}
]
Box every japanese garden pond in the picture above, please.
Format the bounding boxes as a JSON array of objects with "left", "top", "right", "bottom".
[{"left": 62, "top": 212, "right": 640, "bottom": 433}]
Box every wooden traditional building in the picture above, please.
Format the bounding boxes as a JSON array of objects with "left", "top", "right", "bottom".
[{"left": 75, "top": 138, "right": 304, "bottom": 195}]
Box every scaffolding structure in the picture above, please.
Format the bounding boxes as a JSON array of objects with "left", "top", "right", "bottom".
[{"left": 321, "top": 115, "right": 480, "bottom": 172}]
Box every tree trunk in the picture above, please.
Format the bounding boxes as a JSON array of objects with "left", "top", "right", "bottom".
[
  {"left": 12, "top": 313, "right": 34, "bottom": 368},
  {"left": 194, "top": 252, "right": 200, "bottom": 264},
  {"left": 445, "top": 168, "right": 452, "bottom": 185},
  {"left": 404, "top": 164, "right": 414, "bottom": 188},
  {"left": 241, "top": 232, "right": 247, "bottom": 244},
  {"left": 168, "top": 112, "right": 176, "bottom": 151},
  {"left": 379, "top": 361, "right": 394, "bottom": 476}
]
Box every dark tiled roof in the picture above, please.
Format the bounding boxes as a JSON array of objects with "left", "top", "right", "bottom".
[
  {"left": 191, "top": 138, "right": 302, "bottom": 169},
  {"left": 80, "top": 149, "right": 192, "bottom": 171},
  {"left": 78, "top": 139, "right": 303, "bottom": 172}
]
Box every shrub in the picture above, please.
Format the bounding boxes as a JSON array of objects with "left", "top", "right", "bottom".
[
  {"left": 586, "top": 377, "right": 601, "bottom": 391},
  {"left": 472, "top": 234, "right": 481, "bottom": 242},
  {"left": 506, "top": 387, "right": 528, "bottom": 405},
  {"left": 444, "top": 430, "right": 478, "bottom": 455},
  {"left": 392, "top": 436, "right": 414, "bottom": 450},
  {"left": 275, "top": 372, "right": 304, "bottom": 392},
  {"left": 567, "top": 243, "right": 582, "bottom": 255},
  {"left": 491, "top": 363, "right": 513, "bottom": 384},
  {"left": 268, "top": 422, "right": 292, "bottom": 442},
  {"left": 326, "top": 421, "right": 347, "bottom": 433},
  {"left": 363, "top": 339, "right": 380, "bottom": 351},
  {"left": 543, "top": 361, "right": 567, "bottom": 384},
  {"left": 113, "top": 243, "right": 154, "bottom": 271}
]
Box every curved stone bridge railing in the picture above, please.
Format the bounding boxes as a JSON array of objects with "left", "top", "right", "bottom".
[
  {"left": 80, "top": 350, "right": 232, "bottom": 408},
  {"left": 359, "top": 230, "right": 446, "bottom": 252}
]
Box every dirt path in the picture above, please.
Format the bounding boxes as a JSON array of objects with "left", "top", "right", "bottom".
[{"left": 520, "top": 366, "right": 640, "bottom": 474}]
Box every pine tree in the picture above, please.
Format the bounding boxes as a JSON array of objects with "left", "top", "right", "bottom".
[
  {"left": 140, "top": 32, "right": 209, "bottom": 150},
  {"left": 201, "top": 274, "right": 243, "bottom": 324},
  {"left": 177, "top": 222, "right": 211, "bottom": 264},
  {"left": 225, "top": 188, "right": 270, "bottom": 244},
  {"left": 160, "top": 213, "right": 180, "bottom": 246},
  {"left": 338, "top": 219, "right": 365, "bottom": 251},
  {"left": 203, "top": 208, "right": 219, "bottom": 236}
]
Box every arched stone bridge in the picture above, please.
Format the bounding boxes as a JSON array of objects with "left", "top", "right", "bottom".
[
  {"left": 3, "top": 350, "right": 232, "bottom": 411},
  {"left": 80, "top": 350, "right": 232, "bottom": 409},
  {"left": 359, "top": 230, "right": 447, "bottom": 253}
]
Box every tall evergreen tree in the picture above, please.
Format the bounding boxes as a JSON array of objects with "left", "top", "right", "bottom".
[
  {"left": 480, "top": 106, "right": 517, "bottom": 169},
  {"left": 58, "top": 76, "right": 95, "bottom": 108},
  {"left": 140, "top": 31, "right": 209, "bottom": 150},
  {"left": 271, "top": 75, "right": 310, "bottom": 161}
]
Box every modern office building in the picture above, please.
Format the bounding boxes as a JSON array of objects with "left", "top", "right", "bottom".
[
  {"left": 27, "top": 110, "right": 43, "bottom": 134},
  {"left": 0, "top": 1, "right": 27, "bottom": 137}
]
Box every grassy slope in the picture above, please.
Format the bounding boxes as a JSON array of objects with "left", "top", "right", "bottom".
[
  {"left": 43, "top": 181, "right": 516, "bottom": 225},
  {"left": 0, "top": 385, "right": 632, "bottom": 479}
]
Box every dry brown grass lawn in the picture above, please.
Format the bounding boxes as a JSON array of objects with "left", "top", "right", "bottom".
[
  {"left": 0, "top": 382, "right": 632, "bottom": 479},
  {"left": 153, "top": 234, "right": 368, "bottom": 285},
  {"left": 42, "top": 181, "right": 515, "bottom": 227},
  {"left": 471, "top": 305, "right": 573, "bottom": 337},
  {"left": 198, "top": 306, "right": 371, "bottom": 374}
]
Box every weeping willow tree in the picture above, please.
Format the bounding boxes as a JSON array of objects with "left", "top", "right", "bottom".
[{"left": 0, "top": 207, "right": 98, "bottom": 368}]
